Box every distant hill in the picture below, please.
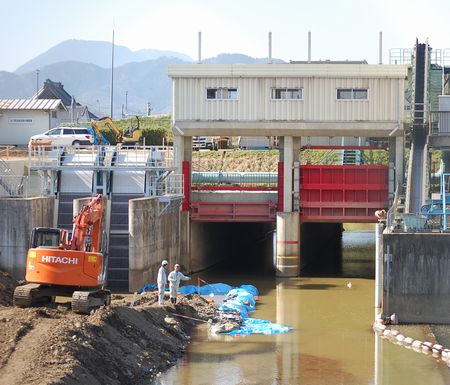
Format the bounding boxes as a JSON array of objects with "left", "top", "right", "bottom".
[
  {"left": 15, "top": 39, "right": 193, "bottom": 74},
  {"left": 1, "top": 40, "right": 286, "bottom": 116},
  {"left": 203, "top": 53, "right": 285, "bottom": 64}
]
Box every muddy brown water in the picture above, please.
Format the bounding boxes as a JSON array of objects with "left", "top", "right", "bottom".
[{"left": 152, "top": 230, "right": 450, "bottom": 385}]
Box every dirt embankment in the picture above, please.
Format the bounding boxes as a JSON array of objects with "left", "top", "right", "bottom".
[
  {"left": 192, "top": 150, "right": 279, "bottom": 172},
  {"left": 0, "top": 271, "right": 18, "bottom": 306},
  {"left": 0, "top": 281, "right": 216, "bottom": 385}
]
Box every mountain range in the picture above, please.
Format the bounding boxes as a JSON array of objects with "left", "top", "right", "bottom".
[{"left": 0, "top": 39, "right": 284, "bottom": 116}]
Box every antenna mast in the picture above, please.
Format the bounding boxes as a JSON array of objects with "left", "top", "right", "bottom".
[{"left": 110, "top": 23, "right": 115, "bottom": 119}]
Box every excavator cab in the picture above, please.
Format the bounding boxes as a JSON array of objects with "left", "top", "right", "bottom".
[
  {"left": 30, "top": 227, "right": 68, "bottom": 249},
  {"left": 122, "top": 116, "right": 143, "bottom": 145}
]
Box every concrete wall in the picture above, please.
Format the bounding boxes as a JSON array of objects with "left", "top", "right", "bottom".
[
  {"left": 128, "top": 197, "right": 180, "bottom": 292},
  {"left": 383, "top": 233, "right": 450, "bottom": 324},
  {"left": 0, "top": 197, "right": 55, "bottom": 279}
]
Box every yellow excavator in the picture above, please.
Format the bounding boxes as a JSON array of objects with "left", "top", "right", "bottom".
[{"left": 91, "top": 116, "right": 143, "bottom": 145}]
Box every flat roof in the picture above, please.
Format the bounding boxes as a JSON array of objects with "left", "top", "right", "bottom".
[{"left": 168, "top": 63, "right": 408, "bottom": 78}]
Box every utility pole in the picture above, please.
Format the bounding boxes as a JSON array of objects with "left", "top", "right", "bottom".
[
  {"left": 36, "top": 69, "right": 40, "bottom": 97},
  {"left": 110, "top": 24, "right": 115, "bottom": 119},
  {"left": 147, "top": 102, "right": 152, "bottom": 116},
  {"left": 125, "top": 91, "right": 128, "bottom": 117}
]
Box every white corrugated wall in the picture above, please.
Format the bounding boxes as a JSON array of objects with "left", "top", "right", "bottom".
[{"left": 174, "top": 76, "right": 404, "bottom": 122}]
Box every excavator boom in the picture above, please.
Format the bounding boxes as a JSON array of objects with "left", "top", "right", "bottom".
[{"left": 91, "top": 116, "right": 143, "bottom": 145}]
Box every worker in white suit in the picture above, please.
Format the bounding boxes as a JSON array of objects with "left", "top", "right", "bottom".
[
  {"left": 157, "top": 260, "right": 169, "bottom": 305},
  {"left": 168, "top": 264, "right": 191, "bottom": 304}
]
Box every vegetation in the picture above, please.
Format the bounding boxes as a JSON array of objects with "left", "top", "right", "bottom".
[
  {"left": 102, "top": 115, "right": 173, "bottom": 145},
  {"left": 192, "top": 148, "right": 390, "bottom": 172}
]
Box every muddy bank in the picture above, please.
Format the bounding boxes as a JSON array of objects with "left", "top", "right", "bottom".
[
  {"left": 0, "top": 271, "right": 18, "bottom": 306},
  {"left": 0, "top": 292, "right": 216, "bottom": 385}
]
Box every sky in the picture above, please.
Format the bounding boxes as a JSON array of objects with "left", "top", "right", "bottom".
[{"left": 1, "top": 0, "right": 450, "bottom": 72}]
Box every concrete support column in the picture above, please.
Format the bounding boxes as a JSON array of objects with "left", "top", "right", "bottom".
[
  {"left": 276, "top": 212, "right": 300, "bottom": 277},
  {"left": 276, "top": 136, "right": 301, "bottom": 277},
  {"left": 174, "top": 135, "right": 192, "bottom": 270},
  {"left": 395, "top": 135, "right": 404, "bottom": 188},
  {"left": 283, "top": 136, "right": 294, "bottom": 212},
  {"left": 174, "top": 135, "right": 192, "bottom": 174}
]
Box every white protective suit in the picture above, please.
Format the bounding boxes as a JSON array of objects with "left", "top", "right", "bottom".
[
  {"left": 168, "top": 270, "right": 190, "bottom": 302},
  {"left": 157, "top": 265, "right": 168, "bottom": 305}
]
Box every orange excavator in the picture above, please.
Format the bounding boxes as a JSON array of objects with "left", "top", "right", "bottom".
[{"left": 13, "top": 194, "right": 111, "bottom": 314}]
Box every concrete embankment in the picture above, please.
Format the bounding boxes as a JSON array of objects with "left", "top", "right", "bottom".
[
  {"left": 129, "top": 197, "right": 181, "bottom": 292},
  {"left": 383, "top": 232, "right": 450, "bottom": 324},
  {"left": 0, "top": 197, "right": 54, "bottom": 279}
]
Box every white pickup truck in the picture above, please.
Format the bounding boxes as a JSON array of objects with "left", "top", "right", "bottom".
[{"left": 192, "top": 136, "right": 217, "bottom": 150}]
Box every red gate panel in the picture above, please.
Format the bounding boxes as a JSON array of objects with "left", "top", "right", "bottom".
[
  {"left": 300, "top": 165, "right": 388, "bottom": 222},
  {"left": 191, "top": 201, "right": 277, "bottom": 222}
]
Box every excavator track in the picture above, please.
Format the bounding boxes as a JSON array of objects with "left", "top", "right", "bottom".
[
  {"left": 13, "top": 284, "right": 52, "bottom": 308},
  {"left": 72, "top": 289, "right": 111, "bottom": 314}
]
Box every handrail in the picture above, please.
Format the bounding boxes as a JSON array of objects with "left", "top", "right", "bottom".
[{"left": 387, "top": 182, "right": 401, "bottom": 231}]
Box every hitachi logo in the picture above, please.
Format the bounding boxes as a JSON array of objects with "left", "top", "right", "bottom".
[{"left": 41, "top": 256, "right": 78, "bottom": 264}]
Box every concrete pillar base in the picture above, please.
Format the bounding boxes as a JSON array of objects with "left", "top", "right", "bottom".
[{"left": 276, "top": 212, "right": 300, "bottom": 277}]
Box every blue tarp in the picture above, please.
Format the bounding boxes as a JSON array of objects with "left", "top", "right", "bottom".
[
  {"left": 139, "top": 284, "right": 157, "bottom": 293},
  {"left": 138, "top": 280, "right": 290, "bottom": 336},
  {"left": 177, "top": 283, "right": 234, "bottom": 295},
  {"left": 227, "top": 318, "right": 291, "bottom": 336},
  {"left": 86, "top": 127, "right": 110, "bottom": 145}
]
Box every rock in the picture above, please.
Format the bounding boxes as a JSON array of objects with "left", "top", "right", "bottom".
[
  {"left": 164, "top": 316, "right": 177, "bottom": 325},
  {"left": 403, "top": 337, "right": 414, "bottom": 345},
  {"left": 74, "top": 322, "right": 82, "bottom": 328},
  {"left": 396, "top": 334, "right": 405, "bottom": 342}
]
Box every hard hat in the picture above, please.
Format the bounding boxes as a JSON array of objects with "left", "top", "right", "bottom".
[{"left": 162, "top": 260, "right": 168, "bottom": 266}]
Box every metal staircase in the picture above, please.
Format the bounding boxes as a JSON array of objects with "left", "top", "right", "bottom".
[{"left": 0, "top": 157, "right": 23, "bottom": 196}]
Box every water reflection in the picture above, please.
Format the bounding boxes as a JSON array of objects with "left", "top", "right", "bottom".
[{"left": 152, "top": 230, "right": 450, "bottom": 385}]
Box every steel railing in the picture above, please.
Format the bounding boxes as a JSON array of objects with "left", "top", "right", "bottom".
[
  {"left": 149, "top": 174, "right": 184, "bottom": 197},
  {"left": 0, "top": 175, "right": 44, "bottom": 198},
  {"left": 429, "top": 111, "right": 450, "bottom": 136},
  {"left": 192, "top": 171, "right": 278, "bottom": 190},
  {"left": 29, "top": 145, "right": 176, "bottom": 170}
]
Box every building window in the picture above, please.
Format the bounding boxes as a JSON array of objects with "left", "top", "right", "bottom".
[
  {"left": 207, "top": 87, "right": 238, "bottom": 100},
  {"left": 272, "top": 88, "right": 303, "bottom": 100},
  {"left": 51, "top": 111, "right": 57, "bottom": 119},
  {"left": 337, "top": 88, "right": 368, "bottom": 100}
]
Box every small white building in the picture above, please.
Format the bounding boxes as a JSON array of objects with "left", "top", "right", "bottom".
[
  {"left": 168, "top": 63, "right": 408, "bottom": 137},
  {"left": 0, "top": 99, "right": 66, "bottom": 145}
]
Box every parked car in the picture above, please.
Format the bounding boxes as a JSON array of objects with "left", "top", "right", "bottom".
[{"left": 28, "top": 127, "right": 94, "bottom": 147}]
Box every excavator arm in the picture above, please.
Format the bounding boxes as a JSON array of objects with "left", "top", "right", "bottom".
[
  {"left": 91, "top": 117, "right": 123, "bottom": 144},
  {"left": 70, "top": 194, "right": 104, "bottom": 252}
]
